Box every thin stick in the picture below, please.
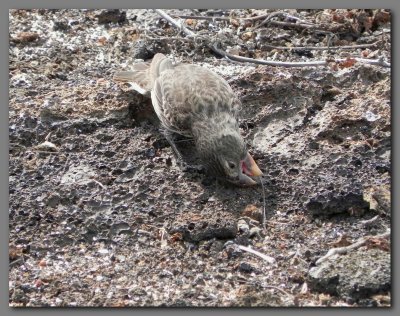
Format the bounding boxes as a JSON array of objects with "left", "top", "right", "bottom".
[
  {"left": 9, "top": 142, "right": 27, "bottom": 148},
  {"left": 260, "top": 42, "right": 379, "bottom": 51},
  {"left": 34, "top": 150, "right": 60, "bottom": 154},
  {"left": 89, "top": 179, "right": 105, "bottom": 189},
  {"left": 172, "top": 14, "right": 235, "bottom": 21},
  {"left": 154, "top": 9, "right": 391, "bottom": 69},
  {"left": 251, "top": 12, "right": 298, "bottom": 32},
  {"left": 237, "top": 245, "right": 276, "bottom": 264},
  {"left": 260, "top": 177, "right": 267, "bottom": 230},
  {"left": 316, "top": 230, "right": 390, "bottom": 265},
  {"left": 154, "top": 9, "right": 196, "bottom": 37},
  {"left": 172, "top": 12, "right": 313, "bottom": 25},
  {"left": 45, "top": 132, "right": 52, "bottom": 141},
  {"left": 9, "top": 258, "right": 24, "bottom": 267},
  {"left": 72, "top": 178, "right": 105, "bottom": 189},
  {"left": 174, "top": 12, "right": 317, "bottom": 32},
  {"left": 172, "top": 14, "right": 268, "bottom": 22},
  {"left": 360, "top": 215, "right": 380, "bottom": 226},
  {"left": 268, "top": 20, "right": 317, "bottom": 30},
  {"left": 262, "top": 285, "right": 293, "bottom": 298},
  {"left": 212, "top": 43, "right": 391, "bottom": 68},
  {"left": 246, "top": 281, "right": 294, "bottom": 298},
  {"left": 141, "top": 35, "right": 194, "bottom": 42}
]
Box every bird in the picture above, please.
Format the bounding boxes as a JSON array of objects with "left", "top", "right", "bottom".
[{"left": 114, "top": 53, "right": 263, "bottom": 186}]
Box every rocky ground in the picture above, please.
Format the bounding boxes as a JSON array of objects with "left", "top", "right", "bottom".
[{"left": 9, "top": 9, "right": 391, "bottom": 307}]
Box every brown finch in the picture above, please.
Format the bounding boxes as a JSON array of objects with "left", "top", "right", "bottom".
[{"left": 114, "top": 53, "right": 262, "bottom": 186}]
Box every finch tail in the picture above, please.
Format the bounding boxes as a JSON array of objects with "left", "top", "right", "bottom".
[{"left": 113, "top": 53, "right": 173, "bottom": 95}]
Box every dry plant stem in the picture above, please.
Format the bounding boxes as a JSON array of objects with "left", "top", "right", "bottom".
[
  {"left": 251, "top": 12, "right": 301, "bottom": 31},
  {"left": 213, "top": 43, "right": 391, "bottom": 68},
  {"left": 237, "top": 245, "right": 276, "bottom": 264},
  {"left": 154, "top": 9, "right": 390, "bottom": 69},
  {"left": 154, "top": 9, "right": 196, "bottom": 37},
  {"left": 142, "top": 35, "right": 194, "bottom": 42},
  {"left": 44, "top": 132, "right": 52, "bottom": 141},
  {"left": 172, "top": 14, "right": 269, "bottom": 21},
  {"left": 260, "top": 178, "right": 267, "bottom": 230},
  {"left": 261, "top": 42, "right": 379, "bottom": 51},
  {"left": 360, "top": 215, "right": 380, "bottom": 226},
  {"left": 173, "top": 14, "right": 269, "bottom": 21},
  {"left": 173, "top": 12, "right": 312, "bottom": 25},
  {"left": 34, "top": 150, "right": 60, "bottom": 154},
  {"left": 261, "top": 285, "right": 293, "bottom": 298},
  {"left": 354, "top": 57, "right": 390, "bottom": 67},
  {"left": 89, "top": 179, "right": 105, "bottom": 189},
  {"left": 267, "top": 220, "right": 290, "bottom": 225},
  {"left": 73, "top": 179, "right": 105, "bottom": 189},
  {"left": 9, "top": 142, "right": 26, "bottom": 148},
  {"left": 268, "top": 20, "right": 317, "bottom": 30},
  {"left": 174, "top": 13, "right": 328, "bottom": 33},
  {"left": 172, "top": 14, "right": 240, "bottom": 21},
  {"left": 316, "top": 230, "right": 390, "bottom": 265},
  {"left": 9, "top": 258, "right": 24, "bottom": 267}
]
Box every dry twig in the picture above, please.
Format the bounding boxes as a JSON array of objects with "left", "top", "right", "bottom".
[
  {"left": 171, "top": 14, "right": 267, "bottom": 22},
  {"left": 360, "top": 215, "right": 380, "bottom": 226},
  {"left": 268, "top": 20, "right": 317, "bottom": 30},
  {"left": 247, "top": 281, "right": 294, "bottom": 299},
  {"left": 316, "top": 229, "right": 390, "bottom": 265},
  {"left": 89, "top": 179, "right": 105, "bottom": 189},
  {"left": 212, "top": 43, "right": 391, "bottom": 68},
  {"left": 237, "top": 245, "right": 276, "bottom": 264},
  {"left": 260, "top": 41, "right": 379, "bottom": 51},
  {"left": 260, "top": 177, "right": 267, "bottom": 230},
  {"left": 34, "top": 150, "right": 60, "bottom": 155},
  {"left": 173, "top": 11, "right": 313, "bottom": 26},
  {"left": 262, "top": 285, "right": 293, "bottom": 298},
  {"left": 251, "top": 11, "right": 315, "bottom": 32},
  {"left": 154, "top": 9, "right": 391, "bottom": 69}
]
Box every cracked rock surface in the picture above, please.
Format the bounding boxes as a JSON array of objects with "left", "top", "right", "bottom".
[{"left": 9, "top": 9, "right": 391, "bottom": 307}]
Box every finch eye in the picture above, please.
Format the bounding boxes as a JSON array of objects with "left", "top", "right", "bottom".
[{"left": 228, "top": 162, "right": 236, "bottom": 169}]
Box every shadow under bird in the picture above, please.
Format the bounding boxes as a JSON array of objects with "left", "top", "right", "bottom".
[{"left": 114, "top": 53, "right": 263, "bottom": 186}]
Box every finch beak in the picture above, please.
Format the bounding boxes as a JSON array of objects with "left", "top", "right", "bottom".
[{"left": 238, "top": 153, "right": 263, "bottom": 186}]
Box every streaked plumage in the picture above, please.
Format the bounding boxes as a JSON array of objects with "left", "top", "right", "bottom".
[{"left": 114, "top": 53, "right": 262, "bottom": 185}]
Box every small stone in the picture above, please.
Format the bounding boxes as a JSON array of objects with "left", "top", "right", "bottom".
[
  {"left": 11, "top": 32, "right": 39, "bottom": 43},
  {"left": 237, "top": 219, "right": 250, "bottom": 234},
  {"left": 249, "top": 227, "right": 262, "bottom": 238},
  {"left": 238, "top": 262, "right": 254, "bottom": 273},
  {"left": 116, "top": 255, "right": 126, "bottom": 262},
  {"left": 365, "top": 111, "right": 380, "bottom": 122},
  {"left": 35, "top": 141, "right": 58, "bottom": 152},
  {"left": 242, "top": 204, "right": 262, "bottom": 222},
  {"left": 241, "top": 32, "right": 254, "bottom": 41},
  {"left": 34, "top": 279, "right": 43, "bottom": 287},
  {"left": 97, "top": 9, "right": 126, "bottom": 24},
  {"left": 53, "top": 21, "right": 71, "bottom": 32},
  {"left": 208, "top": 196, "right": 216, "bottom": 202}
]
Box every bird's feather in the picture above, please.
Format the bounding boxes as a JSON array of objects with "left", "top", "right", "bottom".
[{"left": 113, "top": 53, "right": 262, "bottom": 185}]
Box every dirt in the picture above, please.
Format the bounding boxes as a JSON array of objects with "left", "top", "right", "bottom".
[{"left": 9, "top": 9, "right": 391, "bottom": 307}]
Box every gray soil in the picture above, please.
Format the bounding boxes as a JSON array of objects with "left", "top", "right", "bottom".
[{"left": 9, "top": 9, "right": 391, "bottom": 307}]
